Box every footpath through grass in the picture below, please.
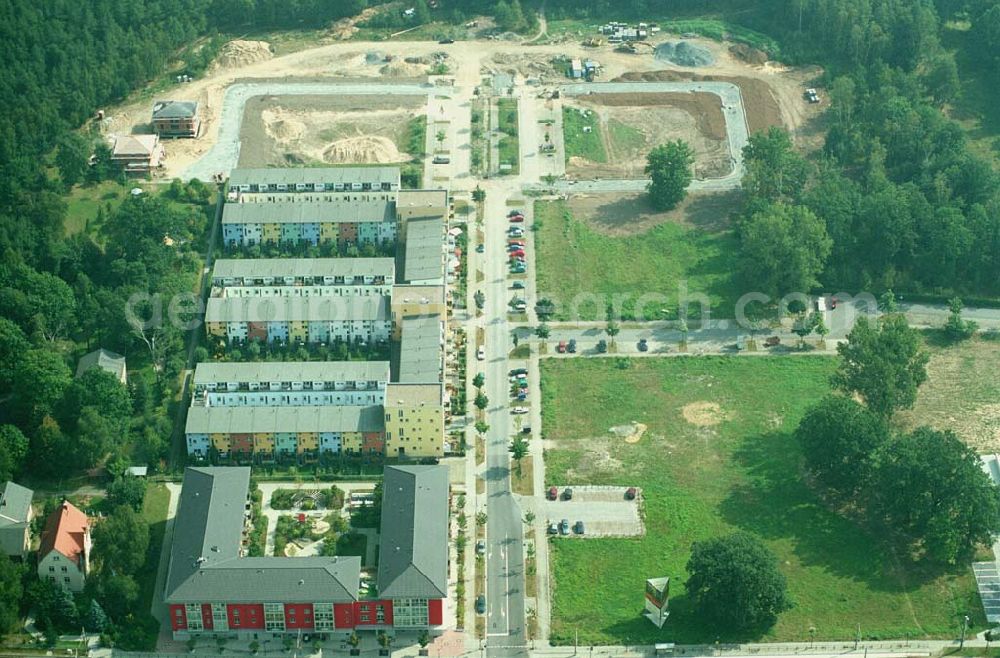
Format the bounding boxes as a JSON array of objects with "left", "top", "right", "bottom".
[
  {"left": 542, "top": 357, "right": 983, "bottom": 645},
  {"left": 534, "top": 199, "right": 739, "bottom": 320}
]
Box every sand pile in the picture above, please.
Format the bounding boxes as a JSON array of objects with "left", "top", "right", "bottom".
[
  {"left": 729, "top": 43, "right": 769, "bottom": 66},
  {"left": 380, "top": 61, "right": 428, "bottom": 77},
  {"left": 262, "top": 109, "right": 306, "bottom": 143},
  {"left": 323, "top": 136, "right": 407, "bottom": 164},
  {"left": 215, "top": 40, "right": 273, "bottom": 69},
  {"left": 610, "top": 422, "right": 648, "bottom": 444},
  {"left": 655, "top": 41, "right": 715, "bottom": 67},
  {"left": 681, "top": 402, "right": 727, "bottom": 426}
]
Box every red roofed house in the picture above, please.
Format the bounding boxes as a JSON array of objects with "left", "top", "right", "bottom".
[{"left": 37, "top": 501, "right": 91, "bottom": 592}]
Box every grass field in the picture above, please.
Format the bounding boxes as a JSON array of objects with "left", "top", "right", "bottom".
[
  {"left": 129, "top": 484, "right": 171, "bottom": 649},
  {"left": 64, "top": 180, "right": 128, "bottom": 237},
  {"left": 562, "top": 107, "right": 607, "bottom": 163},
  {"left": 608, "top": 119, "right": 645, "bottom": 153},
  {"left": 542, "top": 357, "right": 984, "bottom": 645},
  {"left": 497, "top": 98, "right": 519, "bottom": 174},
  {"left": 534, "top": 199, "right": 738, "bottom": 320}
]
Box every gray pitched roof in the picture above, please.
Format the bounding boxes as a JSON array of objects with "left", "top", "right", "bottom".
[
  {"left": 229, "top": 167, "right": 400, "bottom": 188},
  {"left": 0, "top": 482, "right": 33, "bottom": 526},
  {"left": 184, "top": 405, "right": 384, "bottom": 435},
  {"left": 165, "top": 467, "right": 360, "bottom": 604},
  {"left": 75, "top": 348, "right": 126, "bottom": 380},
  {"left": 153, "top": 100, "right": 198, "bottom": 119},
  {"left": 396, "top": 315, "right": 443, "bottom": 383},
  {"left": 222, "top": 201, "right": 395, "bottom": 225},
  {"left": 377, "top": 465, "right": 449, "bottom": 599},
  {"left": 212, "top": 258, "right": 394, "bottom": 282},
  {"left": 402, "top": 216, "right": 445, "bottom": 283},
  {"left": 204, "top": 295, "right": 390, "bottom": 323}
]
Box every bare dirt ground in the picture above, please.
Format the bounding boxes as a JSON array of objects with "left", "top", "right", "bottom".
[
  {"left": 897, "top": 337, "right": 1000, "bottom": 452},
  {"left": 97, "top": 27, "right": 819, "bottom": 178},
  {"left": 566, "top": 190, "right": 740, "bottom": 237},
  {"left": 565, "top": 92, "right": 729, "bottom": 179},
  {"left": 238, "top": 94, "right": 424, "bottom": 167}
]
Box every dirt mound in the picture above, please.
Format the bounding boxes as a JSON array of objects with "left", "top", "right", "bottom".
[
  {"left": 610, "top": 422, "right": 647, "bottom": 444},
  {"left": 283, "top": 542, "right": 301, "bottom": 557},
  {"left": 655, "top": 41, "right": 715, "bottom": 67},
  {"left": 729, "top": 43, "right": 769, "bottom": 66},
  {"left": 311, "top": 519, "right": 331, "bottom": 535},
  {"left": 215, "top": 40, "right": 273, "bottom": 69},
  {"left": 682, "top": 402, "right": 727, "bottom": 427},
  {"left": 261, "top": 109, "right": 306, "bottom": 143},
  {"left": 380, "top": 61, "right": 428, "bottom": 77},
  {"left": 322, "top": 135, "right": 407, "bottom": 164}
]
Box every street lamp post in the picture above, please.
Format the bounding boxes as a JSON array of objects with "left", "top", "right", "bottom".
[{"left": 960, "top": 615, "right": 970, "bottom": 650}]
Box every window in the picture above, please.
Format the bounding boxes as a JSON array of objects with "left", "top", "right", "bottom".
[
  {"left": 314, "top": 603, "right": 334, "bottom": 631},
  {"left": 392, "top": 598, "right": 429, "bottom": 628},
  {"left": 264, "top": 603, "right": 285, "bottom": 632},
  {"left": 48, "top": 566, "right": 54, "bottom": 573},
  {"left": 212, "top": 604, "right": 228, "bottom": 631},
  {"left": 61, "top": 566, "right": 67, "bottom": 572},
  {"left": 185, "top": 604, "right": 204, "bottom": 631}
]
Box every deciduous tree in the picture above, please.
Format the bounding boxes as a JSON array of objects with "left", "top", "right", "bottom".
[
  {"left": 795, "top": 396, "right": 887, "bottom": 496},
  {"left": 645, "top": 140, "right": 694, "bottom": 211},
  {"left": 738, "top": 203, "right": 831, "bottom": 298}
]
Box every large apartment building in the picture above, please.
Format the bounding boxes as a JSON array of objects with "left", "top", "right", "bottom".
[
  {"left": 166, "top": 466, "right": 449, "bottom": 639},
  {"left": 190, "top": 166, "right": 451, "bottom": 461}
]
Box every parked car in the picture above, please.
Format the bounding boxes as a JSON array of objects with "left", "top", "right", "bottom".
[
  {"left": 511, "top": 406, "right": 529, "bottom": 415},
  {"left": 573, "top": 521, "right": 585, "bottom": 535},
  {"left": 508, "top": 209, "right": 523, "bottom": 217},
  {"left": 510, "top": 249, "right": 525, "bottom": 258},
  {"left": 557, "top": 340, "right": 567, "bottom": 353},
  {"left": 508, "top": 227, "right": 524, "bottom": 237},
  {"left": 638, "top": 338, "right": 648, "bottom": 352},
  {"left": 510, "top": 368, "right": 528, "bottom": 376},
  {"left": 512, "top": 281, "right": 525, "bottom": 290},
  {"left": 476, "top": 540, "right": 486, "bottom": 555},
  {"left": 510, "top": 302, "right": 527, "bottom": 312},
  {"left": 509, "top": 215, "right": 524, "bottom": 223},
  {"left": 547, "top": 523, "right": 558, "bottom": 534},
  {"left": 438, "top": 38, "right": 455, "bottom": 44},
  {"left": 596, "top": 339, "right": 608, "bottom": 353},
  {"left": 476, "top": 596, "right": 486, "bottom": 615},
  {"left": 432, "top": 155, "right": 450, "bottom": 164},
  {"left": 522, "top": 425, "right": 532, "bottom": 435},
  {"left": 559, "top": 519, "right": 570, "bottom": 535},
  {"left": 475, "top": 243, "right": 484, "bottom": 253},
  {"left": 562, "top": 488, "right": 574, "bottom": 501},
  {"left": 567, "top": 339, "right": 577, "bottom": 353},
  {"left": 547, "top": 486, "right": 558, "bottom": 500},
  {"left": 625, "top": 486, "right": 637, "bottom": 500},
  {"left": 764, "top": 336, "right": 781, "bottom": 347},
  {"left": 477, "top": 345, "right": 485, "bottom": 360}
]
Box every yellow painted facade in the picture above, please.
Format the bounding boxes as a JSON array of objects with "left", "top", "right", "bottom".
[
  {"left": 211, "top": 433, "right": 231, "bottom": 453},
  {"left": 263, "top": 223, "right": 281, "bottom": 243},
  {"left": 253, "top": 433, "right": 275, "bottom": 453},
  {"left": 341, "top": 432, "right": 363, "bottom": 454},
  {"left": 289, "top": 321, "right": 308, "bottom": 343},
  {"left": 207, "top": 322, "right": 226, "bottom": 337},
  {"left": 297, "top": 432, "right": 319, "bottom": 454},
  {"left": 385, "top": 404, "right": 444, "bottom": 457},
  {"left": 319, "top": 222, "right": 338, "bottom": 243}
]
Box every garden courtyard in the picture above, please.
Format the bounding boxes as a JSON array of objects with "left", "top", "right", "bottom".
[{"left": 541, "top": 357, "right": 984, "bottom": 645}]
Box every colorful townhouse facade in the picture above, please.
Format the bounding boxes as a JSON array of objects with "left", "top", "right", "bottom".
[
  {"left": 221, "top": 201, "right": 398, "bottom": 249},
  {"left": 204, "top": 296, "right": 392, "bottom": 345},
  {"left": 165, "top": 465, "right": 449, "bottom": 639}
]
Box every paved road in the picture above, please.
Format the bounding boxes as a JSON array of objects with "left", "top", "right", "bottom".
[
  {"left": 481, "top": 180, "right": 529, "bottom": 658},
  {"left": 183, "top": 81, "right": 452, "bottom": 181},
  {"left": 525, "top": 81, "right": 749, "bottom": 193}
]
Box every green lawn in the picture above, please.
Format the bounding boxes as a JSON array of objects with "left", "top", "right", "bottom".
[
  {"left": 497, "top": 98, "right": 519, "bottom": 174},
  {"left": 64, "top": 180, "right": 128, "bottom": 237},
  {"left": 126, "top": 483, "right": 171, "bottom": 650},
  {"left": 608, "top": 119, "right": 645, "bottom": 154},
  {"left": 534, "top": 199, "right": 739, "bottom": 320},
  {"left": 562, "top": 107, "right": 607, "bottom": 163},
  {"left": 543, "top": 357, "right": 984, "bottom": 645}
]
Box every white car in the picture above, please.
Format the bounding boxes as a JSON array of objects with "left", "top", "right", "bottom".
[
  {"left": 477, "top": 345, "right": 486, "bottom": 361},
  {"left": 511, "top": 406, "right": 529, "bottom": 415}
]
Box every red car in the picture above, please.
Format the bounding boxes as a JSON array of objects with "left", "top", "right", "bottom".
[
  {"left": 547, "top": 486, "right": 558, "bottom": 500},
  {"left": 557, "top": 340, "right": 567, "bottom": 353},
  {"left": 508, "top": 240, "right": 525, "bottom": 246},
  {"left": 510, "top": 249, "right": 525, "bottom": 258},
  {"left": 509, "top": 215, "right": 524, "bottom": 223}
]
